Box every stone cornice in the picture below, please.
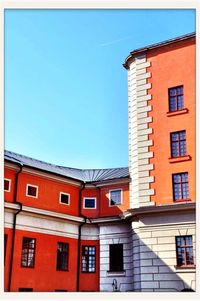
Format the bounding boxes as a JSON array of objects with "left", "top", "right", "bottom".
[{"left": 122, "top": 202, "right": 196, "bottom": 220}]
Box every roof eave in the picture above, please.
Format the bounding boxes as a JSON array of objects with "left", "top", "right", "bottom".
[{"left": 123, "top": 32, "right": 196, "bottom": 70}]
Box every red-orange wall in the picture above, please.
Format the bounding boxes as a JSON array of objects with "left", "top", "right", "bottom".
[
  {"left": 4, "top": 168, "right": 17, "bottom": 203},
  {"left": 4, "top": 166, "right": 130, "bottom": 217},
  {"left": 8, "top": 229, "right": 79, "bottom": 292},
  {"left": 4, "top": 228, "right": 100, "bottom": 292},
  {"left": 7, "top": 171, "right": 80, "bottom": 216},
  {"left": 4, "top": 228, "right": 12, "bottom": 291},
  {"left": 81, "top": 188, "right": 100, "bottom": 218},
  {"left": 147, "top": 38, "right": 195, "bottom": 205},
  {"left": 99, "top": 183, "right": 129, "bottom": 217}
]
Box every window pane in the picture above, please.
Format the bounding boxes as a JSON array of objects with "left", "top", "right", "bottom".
[
  {"left": 173, "top": 174, "right": 181, "bottom": 183},
  {"left": 185, "top": 236, "right": 192, "bottom": 245},
  {"left": 82, "top": 246, "right": 96, "bottom": 272},
  {"left": 169, "top": 86, "right": 184, "bottom": 112},
  {"left": 177, "top": 86, "right": 183, "bottom": 94},
  {"left": 180, "top": 141, "right": 186, "bottom": 156},
  {"left": 174, "top": 184, "right": 181, "bottom": 200},
  {"left": 60, "top": 194, "right": 69, "bottom": 204},
  {"left": 84, "top": 198, "right": 95, "bottom": 208},
  {"left": 171, "top": 131, "right": 186, "bottom": 157},
  {"left": 109, "top": 244, "right": 123, "bottom": 272},
  {"left": 27, "top": 186, "right": 37, "bottom": 197},
  {"left": 57, "top": 243, "right": 68, "bottom": 270},
  {"left": 171, "top": 133, "right": 179, "bottom": 141},
  {"left": 177, "top": 96, "right": 184, "bottom": 110},
  {"left": 110, "top": 190, "right": 122, "bottom": 205},
  {"left": 182, "top": 183, "right": 189, "bottom": 199},
  {"left": 186, "top": 247, "right": 194, "bottom": 264},
  {"left": 179, "top": 131, "right": 186, "bottom": 140},
  {"left": 172, "top": 142, "right": 179, "bottom": 157},
  {"left": 181, "top": 173, "right": 188, "bottom": 182},
  {"left": 169, "top": 88, "right": 176, "bottom": 96},
  {"left": 4, "top": 180, "right": 10, "bottom": 191},
  {"left": 169, "top": 97, "right": 177, "bottom": 111},
  {"left": 176, "top": 236, "right": 193, "bottom": 266},
  {"left": 21, "top": 237, "right": 36, "bottom": 268}
]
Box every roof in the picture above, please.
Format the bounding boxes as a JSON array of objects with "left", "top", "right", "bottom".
[
  {"left": 4, "top": 150, "right": 129, "bottom": 183},
  {"left": 123, "top": 32, "right": 196, "bottom": 69}
]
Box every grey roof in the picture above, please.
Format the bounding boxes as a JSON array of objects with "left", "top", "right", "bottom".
[
  {"left": 4, "top": 150, "right": 129, "bottom": 183},
  {"left": 123, "top": 32, "right": 196, "bottom": 69}
]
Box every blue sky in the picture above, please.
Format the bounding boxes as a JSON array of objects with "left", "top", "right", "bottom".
[{"left": 4, "top": 9, "right": 195, "bottom": 168}]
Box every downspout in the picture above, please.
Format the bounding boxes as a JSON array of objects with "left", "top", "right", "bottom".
[
  {"left": 7, "top": 163, "right": 23, "bottom": 292},
  {"left": 76, "top": 181, "right": 86, "bottom": 292}
]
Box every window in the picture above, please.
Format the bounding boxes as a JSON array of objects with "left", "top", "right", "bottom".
[
  {"left": 21, "top": 237, "right": 36, "bottom": 268},
  {"left": 109, "top": 189, "right": 122, "bottom": 206},
  {"left": 59, "top": 192, "right": 70, "bottom": 205},
  {"left": 4, "top": 234, "right": 7, "bottom": 265},
  {"left": 169, "top": 85, "right": 184, "bottom": 112},
  {"left": 82, "top": 246, "right": 96, "bottom": 272},
  {"left": 19, "top": 288, "right": 33, "bottom": 292},
  {"left": 57, "top": 242, "right": 69, "bottom": 271},
  {"left": 83, "top": 198, "right": 96, "bottom": 209},
  {"left": 26, "top": 184, "right": 38, "bottom": 198},
  {"left": 176, "top": 236, "right": 194, "bottom": 267},
  {"left": 172, "top": 172, "right": 189, "bottom": 201},
  {"left": 4, "top": 179, "right": 11, "bottom": 192},
  {"left": 109, "top": 244, "right": 123, "bottom": 272},
  {"left": 170, "top": 130, "right": 187, "bottom": 157}
]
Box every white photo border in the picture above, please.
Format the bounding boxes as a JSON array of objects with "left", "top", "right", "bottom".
[{"left": 0, "top": 1, "right": 199, "bottom": 301}]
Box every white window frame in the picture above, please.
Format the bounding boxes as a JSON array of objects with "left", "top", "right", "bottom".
[
  {"left": 26, "top": 184, "right": 38, "bottom": 198},
  {"left": 4, "top": 178, "right": 11, "bottom": 192},
  {"left": 59, "top": 192, "right": 70, "bottom": 206},
  {"left": 109, "top": 189, "right": 123, "bottom": 207},
  {"left": 83, "top": 197, "right": 97, "bottom": 209}
]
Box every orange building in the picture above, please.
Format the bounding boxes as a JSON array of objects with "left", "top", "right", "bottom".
[{"left": 4, "top": 32, "right": 196, "bottom": 292}]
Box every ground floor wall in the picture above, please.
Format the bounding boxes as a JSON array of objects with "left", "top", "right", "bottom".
[
  {"left": 4, "top": 208, "right": 100, "bottom": 292},
  {"left": 131, "top": 211, "right": 196, "bottom": 292},
  {"left": 99, "top": 223, "right": 133, "bottom": 292},
  {"left": 4, "top": 206, "right": 196, "bottom": 292}
]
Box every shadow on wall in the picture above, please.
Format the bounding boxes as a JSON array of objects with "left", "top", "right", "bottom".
[{"left": 130, "top": 231, "right": 196, "bottom": 292}]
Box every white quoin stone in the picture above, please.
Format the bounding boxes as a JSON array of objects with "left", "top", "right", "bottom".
[{"left": 127, "top": 55, "right": 154, "bottom": 208}]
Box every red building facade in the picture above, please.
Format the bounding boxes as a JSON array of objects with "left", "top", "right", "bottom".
[
  {"left": 4, "top": 154, "right": 130, "bottom": 292},
  {"left": 4, "top": 32, "right": 196, "bottom": 292}
]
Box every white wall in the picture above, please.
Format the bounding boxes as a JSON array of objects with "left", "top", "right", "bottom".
[
  {"left": 131, "top": 212, "right": 196, "bottom": 292},
  {"left": 127, "top": 55, "right": 154, "bottom": 208},
  {"left": 99, "top": 223, "right": 133, "bottom": 292}
]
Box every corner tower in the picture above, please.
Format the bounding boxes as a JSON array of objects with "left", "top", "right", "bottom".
[{"left": 124, "top": 53, "right": 154, "bottom": 208}]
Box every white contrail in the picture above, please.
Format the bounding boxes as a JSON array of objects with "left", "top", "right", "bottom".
[{"left": 99, "top": 36, "right": 132, "bottom": 47}]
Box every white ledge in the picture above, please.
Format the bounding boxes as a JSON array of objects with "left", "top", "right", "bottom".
[{"left": 107, "top": 271, "right": 126, "bottom": 277}]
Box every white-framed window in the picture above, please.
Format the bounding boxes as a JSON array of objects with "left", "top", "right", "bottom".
[
  {"left": 26, "top": 184, "right": 38, "bottom": 198},
  {"left": 59, "top": 192, "right": 70, "bottom": 205},
  {"left": 83, "top": 197, "right": 96, "bottom": 209},
  {"left": 109, "top": 189, "right": 122, "bottom": 206},
  {"left": 4, "top": 178, "right": 11, "bottom": 192}
]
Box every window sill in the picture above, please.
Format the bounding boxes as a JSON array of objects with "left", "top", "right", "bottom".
[
  {"left": 175, "top": 265, "right": 196, "bottom": 272},
  {"left": 166, "top": 108, "right": 189, "bottom": 117},
  {"left": 81, "top": 271, "right": 96, "bottom": 273},
  {"left": 169, "top": 155, "right": 191, "bottom": 163},
  {"left": 173, "top": 199, "right": 192, "bottom": 203},
  {"left": 107, "top": 271, "right": 126, "bottom": 277}
]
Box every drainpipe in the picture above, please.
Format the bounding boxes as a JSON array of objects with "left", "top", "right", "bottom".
[
  {"left": 7, "top": 163, "right": 23, "bottom": 292},
  {"left": 76, "top": 181, "right": 86, "bottom": 292}
]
